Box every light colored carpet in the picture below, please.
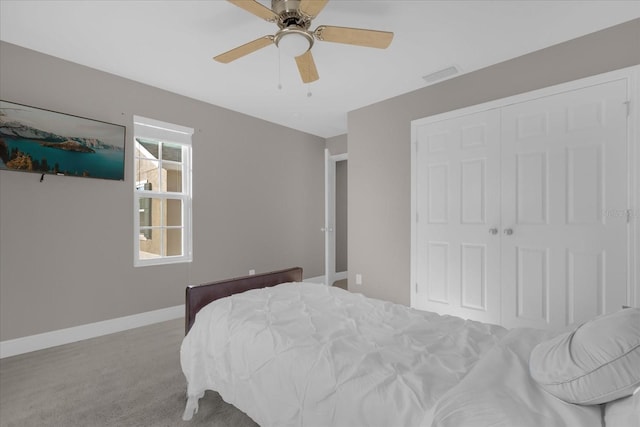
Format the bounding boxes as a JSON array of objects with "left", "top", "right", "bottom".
[{"left": 0, "top": 319, "right": 258, "bottom": 427}]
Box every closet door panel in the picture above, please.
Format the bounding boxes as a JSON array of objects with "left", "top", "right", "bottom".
[
  {"left": 515, "top": 246, "right": 549, "bottom": 323},
  {"left": 501, "top": 79, "right": 628, "bottom": 330},
  {"left": 516, "top": 152, "right": 548, "bottom": 225},
  {"left": 415, "top": 109, "right": 501, "bottom": 324}
]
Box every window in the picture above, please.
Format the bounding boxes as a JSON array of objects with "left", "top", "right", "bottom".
[{"left": 133, "top": 116, "right": 193, "bottom": 266}]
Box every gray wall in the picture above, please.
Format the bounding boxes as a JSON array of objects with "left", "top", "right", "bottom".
[
  {"left": 348, "top": 19, "right": 640, "bottom": 305},
  {"left": 326, "top": 134, "right": 347, "bottom": 156},
  {"left": 0, "top": 41, "right": 325, "bottom": 341}
]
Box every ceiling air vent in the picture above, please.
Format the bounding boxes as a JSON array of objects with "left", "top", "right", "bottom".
[{"left": 422, "top": 66, "right": 460, "bottom": 84}]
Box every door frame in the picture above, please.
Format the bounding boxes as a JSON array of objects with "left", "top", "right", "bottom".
[
  {"left": 325, "top": 149, "right": 348, "bottom": 286},
  {"left": 411, "top": 64, "right": 639, "bottom": 311}
]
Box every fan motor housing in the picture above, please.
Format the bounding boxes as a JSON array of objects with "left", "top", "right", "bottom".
[
  {"left": 272, "top": 0, "right": 311, "bottom": 29},
  {"left": 272, "top": 0, "right": 301, "bottom": 15}
]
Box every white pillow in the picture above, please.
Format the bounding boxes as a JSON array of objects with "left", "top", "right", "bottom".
[
  {"left": 529, "top": 308, "right": 640, "bottom": 405},
  {"left": 604, "top": 388, "right": 640, "bottom": 427}
]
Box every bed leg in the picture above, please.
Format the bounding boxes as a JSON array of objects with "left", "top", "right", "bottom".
[{"left": 182, "top": 395, "right": 200, "bottom": 421}]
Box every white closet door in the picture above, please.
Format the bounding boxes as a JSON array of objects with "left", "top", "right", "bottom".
[
  {"left": 500, "top": 79, "right": 628, "bottom": 330},
  {"left": 415, "top": 109, "right": 502, "bottom": 324}
]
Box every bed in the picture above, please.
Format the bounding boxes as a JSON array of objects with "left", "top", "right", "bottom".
[{"left": 180, "top": 268, "right": 640, "bottom": 427}]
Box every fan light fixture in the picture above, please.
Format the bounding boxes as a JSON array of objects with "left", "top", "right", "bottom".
[
  {"left": 213, "top": 0, "right": 394, "bottom": 84},
  {"left": 274, "top": 27, "right": 313, "bottom": 57}
]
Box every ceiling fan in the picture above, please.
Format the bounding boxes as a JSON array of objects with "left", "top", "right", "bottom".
[{"left": 214, "top": 0, "right": 394, "bottom": 83}]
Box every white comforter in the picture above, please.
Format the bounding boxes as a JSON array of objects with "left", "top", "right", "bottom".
[
  {"left": 180, "top": 282, "right": 506, "bottom": 427},
  {"left": 430, "top": 328, "right": 603, "bottom": 427}
]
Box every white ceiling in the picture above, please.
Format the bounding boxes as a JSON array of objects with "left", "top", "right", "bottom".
[{"left": 1, "top": 1, "right": 639, "bottom": 138}]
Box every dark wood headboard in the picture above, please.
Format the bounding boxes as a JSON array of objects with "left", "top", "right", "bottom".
[{"left": 185, "top": 267, "right": 303, "bottom": 334}]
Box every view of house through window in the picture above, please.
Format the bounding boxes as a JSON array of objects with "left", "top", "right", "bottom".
[{"left": 133, "top": 116, "right": 193, "bottom": 266}]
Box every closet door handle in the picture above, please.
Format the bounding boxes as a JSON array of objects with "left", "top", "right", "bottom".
[
  {"left": 489, "top": 228, "right": 498, "bottom": 235},
  {"left": 504, "top": 228, "right": 514, "bottom": 236}
]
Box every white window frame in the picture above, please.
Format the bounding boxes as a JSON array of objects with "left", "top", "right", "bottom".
[{"left": 133, "top": 115, "right": 193, "bottom": 267}]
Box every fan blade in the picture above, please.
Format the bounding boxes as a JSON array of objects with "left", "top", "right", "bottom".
[
  {"left": 214, "top": 36, "right": 274, "bottom": 63},
  {"left": 299, "top": 0, "right": 329, "bottom": 18},
  {"left": 295, "top": 50, "right": 319, "bottom": 83},
  {"left": 227, "top": 0, "right": 277, "bottom": 21},
  {"left": 315, "top": 25, "right": 393, "bottom": 49}
]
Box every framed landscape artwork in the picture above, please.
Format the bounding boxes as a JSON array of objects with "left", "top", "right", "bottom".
[{"left": 0, "top": 100, "right": 126, "bottom": 181}]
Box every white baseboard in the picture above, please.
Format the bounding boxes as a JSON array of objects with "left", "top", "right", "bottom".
[
  {"left": 304, "top": 271, "right": 348, "bottom": 285},
  {"left": 0, "top": 304, "right": 184, "bottom": 359},
  {"left": 1, "top": 272, "right": 349, "bottom": 358}
]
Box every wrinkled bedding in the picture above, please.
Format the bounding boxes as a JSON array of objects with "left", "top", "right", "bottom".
[
  {"left": 180, "top": 282, "right": 506, "bottom": 427},
  {"left": 431, "top": 328, "right": 603, "bottom": 427}
]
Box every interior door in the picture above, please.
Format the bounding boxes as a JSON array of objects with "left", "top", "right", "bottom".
[
  {"left": 414, "top": 109, "right": 502, "bottom": 324},
  {"left": 321, "top": 149, "right": 348, "bottom": 286},
  {"left": 500, "top": 79, "right": 629, "bottom": 330},
  {"left": 324, "top": 149, "right": 335, "bottom": 286}
]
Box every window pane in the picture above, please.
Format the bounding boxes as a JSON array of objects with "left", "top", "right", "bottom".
[
  {"left": 164, "top": 164, "right": 183, "bottom": 193},
  {"left": 136, "top": 182, "right": 152, "bottom": 192},
  {"left": 139, "top": 228, "right": 162, "bottom": 259},
  {"left": 162, "top": 143, "right": 182, "bottom": 162},
  {"left": 165, "top": 199, "right": 182, "bottom": 227},
  {"left": 139, "top": 197, "right": 153, "bottom": 240},
  {"left": 136, "top": 157, "right": 160, "bottom": 189},
  {"left": 152, "top": 198, "right": 163, "bottom": 227},
  {"left": 166, "top": 229, "right": 183, "bottom": 256},
  {"left": 139, "top": 227, "right": 152, "bottom": 241},
  {"left": 136, "top": 138, "right": 159, "bottom": 159},
  {"left": 140, "top": 197, "right": 163, "bottom": 226}
]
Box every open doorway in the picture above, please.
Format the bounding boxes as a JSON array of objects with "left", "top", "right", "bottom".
[
  {"left": 324, "top": 150, "right": 348, "bottom": 287},
  {"left": 334, "top": 158, "right": 348, "bottom": 288}
]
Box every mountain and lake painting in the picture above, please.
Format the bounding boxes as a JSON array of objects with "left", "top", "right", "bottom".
[{"left": 0, "top": 100, "right": 126, "bottom": 180}]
